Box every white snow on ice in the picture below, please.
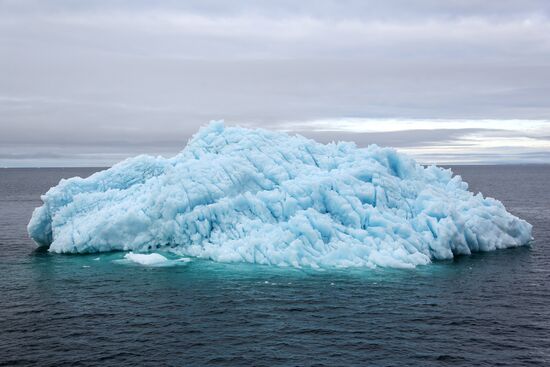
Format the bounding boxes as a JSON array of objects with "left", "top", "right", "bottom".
[{"left": 28, "top": 122, "right": 532, "bottom": 269}]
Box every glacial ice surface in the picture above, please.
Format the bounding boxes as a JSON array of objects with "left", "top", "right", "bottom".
[{"left": 28, "top": 122, "right": 532, "bottom": 269}]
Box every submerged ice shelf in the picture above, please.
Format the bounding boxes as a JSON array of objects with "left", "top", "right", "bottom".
[{"left": 28, "top": 122, "right": 532, "bottom": 269}]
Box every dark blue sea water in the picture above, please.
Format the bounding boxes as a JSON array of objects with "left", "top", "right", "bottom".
[{"left": 1, "top": 166, "right": 549, "bottom": 366}]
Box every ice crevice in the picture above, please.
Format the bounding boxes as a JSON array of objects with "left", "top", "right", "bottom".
[{"left": 27, "top": 121, "right": 533, "bottom": 269}]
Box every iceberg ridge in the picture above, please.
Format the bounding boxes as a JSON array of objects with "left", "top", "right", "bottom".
[{"left": 28, "top": 122, "right": 532, "bottom": 268}]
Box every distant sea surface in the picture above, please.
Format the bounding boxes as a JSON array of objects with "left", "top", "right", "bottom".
[{"left": 1, "top": 166, "right": 549, "bottom": 366}]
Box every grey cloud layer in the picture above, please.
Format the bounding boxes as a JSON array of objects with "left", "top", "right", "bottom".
[{"left": 1, "top": 0, "right": 550, "bottom": 166}]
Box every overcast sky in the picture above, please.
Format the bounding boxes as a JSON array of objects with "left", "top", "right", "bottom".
[{"left": 1, "top": 0, "right": 550, "bottom": 166}]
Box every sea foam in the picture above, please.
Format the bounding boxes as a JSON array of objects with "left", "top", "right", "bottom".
[{"left": 28, "top": 122, "right": 532, "bottom": 268}]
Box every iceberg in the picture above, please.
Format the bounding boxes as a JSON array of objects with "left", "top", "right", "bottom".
[
  {"left": 28, "top": 122, "right": 532, "bottom": 269},
  {"left": 118, "top": 252, "right": 191, "bottom": 267}
]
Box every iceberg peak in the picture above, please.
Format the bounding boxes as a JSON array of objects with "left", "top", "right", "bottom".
[{"left": 28, "top": 123, "right": 532, "bottom": 269}]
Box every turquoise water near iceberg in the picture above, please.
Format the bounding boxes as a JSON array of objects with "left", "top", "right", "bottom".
[{"left": 1, "top": 166, "right": 549, "bottom": 366}]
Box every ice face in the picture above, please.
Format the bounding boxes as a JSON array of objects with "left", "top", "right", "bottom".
[{"left": 27, "top": 122, "right": 533, "bottom": 269}]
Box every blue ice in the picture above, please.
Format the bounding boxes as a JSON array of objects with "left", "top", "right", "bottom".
[{"left": 28, "top": 122, "right": 533, "bottom": 269}]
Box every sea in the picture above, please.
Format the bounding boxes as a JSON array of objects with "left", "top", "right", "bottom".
[{"left": 1, "top": 165, "right": 549, "bottom": 366}]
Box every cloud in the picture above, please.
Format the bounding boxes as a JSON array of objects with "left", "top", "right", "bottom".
[
  {"left": 1, "top": 0, "right": 550, "bottom": 165},
  {"left": 284, "top": 118, "right": 550, "bottom": 164}
]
